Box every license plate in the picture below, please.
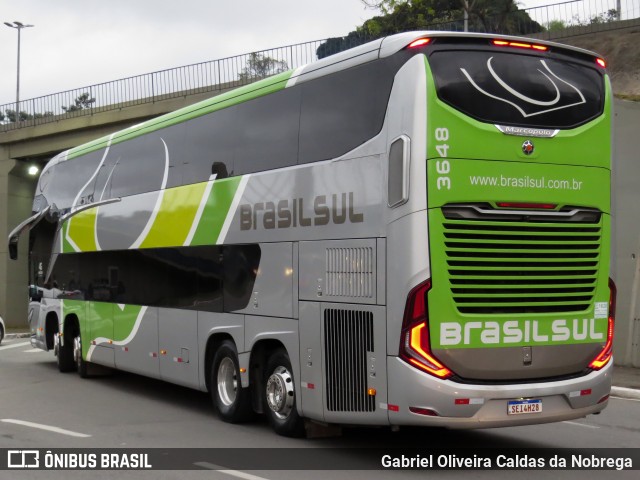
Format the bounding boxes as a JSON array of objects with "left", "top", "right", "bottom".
[{"left": 508, "top": 399, "right": 542, "bottom": 415}]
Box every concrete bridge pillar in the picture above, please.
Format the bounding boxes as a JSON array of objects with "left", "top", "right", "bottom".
[{"left": 0, "top": 151, "right": 36, "bottom": 328}]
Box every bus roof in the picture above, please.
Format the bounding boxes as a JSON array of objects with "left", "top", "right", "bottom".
[{"left": 59, "top": 31, "right": 603, "bottom": 164}]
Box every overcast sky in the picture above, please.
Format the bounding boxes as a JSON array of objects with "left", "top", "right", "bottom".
[{"left": 0, "top": 0, "right": 567, "bottom": 106}]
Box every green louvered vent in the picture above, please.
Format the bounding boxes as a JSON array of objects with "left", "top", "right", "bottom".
[{"left": 442, "top": 210, "right": 601, "bottom": 315}]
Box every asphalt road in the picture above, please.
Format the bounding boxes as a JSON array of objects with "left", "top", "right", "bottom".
[{"left": 1, "top": 337, "right": 638, "bottom": 479}]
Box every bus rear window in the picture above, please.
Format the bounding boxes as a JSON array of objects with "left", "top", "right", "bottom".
[{"left": 429, "top": 50, "right": 604, "bottom": 129}]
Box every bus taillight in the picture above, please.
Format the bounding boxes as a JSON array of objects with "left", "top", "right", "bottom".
[
  {"left": 589, "top": 278, "right": 616, "bottom": 370},
  {"left": 408, "top": 38, "right": 431, "bottom": 48},
  {"left": 400, "top": 279, "right": 453, "bottom": 379},
  {"left": 492, "top": 39, "right": 548, "bottom": 51}
]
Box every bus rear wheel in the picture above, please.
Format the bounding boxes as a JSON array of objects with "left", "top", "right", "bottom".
[
  {"left": 211, "top": 340, "right": 253, "bottom": 423},
  {"left": 56, "top": 332, "right": 76, "bottom": 373},
  {"left": 73, "top": 334, "right": 90, "bottom": 378},
  {"left": 263, "top": 349, "right": 304, "bottom": 437}
]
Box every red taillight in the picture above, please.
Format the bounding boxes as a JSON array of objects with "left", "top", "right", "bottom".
[
  {"left": 408, "top": 38, "right": 431, "bottom": 48},
  {"left": 589, "top": 278, "right": 616, "bottom": 370},
  {"left": 399, "top": 279, "right": 453, "bottom": 379},
  {"left": 492, "top": 39, "right": 548, "bottom": 51},
  {"left": 596, "top": 58, "right": 606, "bottom": 68}
]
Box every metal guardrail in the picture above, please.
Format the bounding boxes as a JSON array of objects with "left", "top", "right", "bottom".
[{"left": 1, "top": 0, "right": 638, "bottom": 133}]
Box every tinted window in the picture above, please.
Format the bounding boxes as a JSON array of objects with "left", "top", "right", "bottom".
[
  {"left": 50, "top": 245, "right": 260, "bottom": 313},
  {"left": 234, "top": 88, "right": 301, "bottom": 175},
  {"left": 43, "top": 150, "right": 103, "bottom": 211},
  {"left": 299, "top": 59, "right": 396, "bottom": 164},
  {"left": 108, "top": 127, "right": 183, "bottom": 199},
  {"left": 429, "top": 50, "right": 604, "bottom": 129},
  {"left": 183, "top": 106, "right": 239, "bottom": 184}
]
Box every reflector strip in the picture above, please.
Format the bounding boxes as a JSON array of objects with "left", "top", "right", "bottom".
[
  {"left": 409, "top": 407, "right": 438, "bottom": 416},
  {"left": 496, "top": 202, "right": 557, "bottom": 209},
  {"left": 121, "top": 347, "right": 128, "bottom": 352},
  {"left": 388, "top": 404, "right": 399, "bottom": 412},
  {"left": 301, "top": 382, "right": 315, "bottom": 390},
  {"left": 455, "top": 398, "right": 485, "bottom": 405},
  {"left": 173, "top": 357, "right": 183, "bottom": 363},
  {"left": 149, "top": 352, "right": 157, "bottom": 358}
]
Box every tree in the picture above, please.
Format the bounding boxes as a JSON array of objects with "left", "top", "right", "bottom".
[
  {"left": 62, "top": 92, "right": 95, "bottom": 113},
  {"left": 238, "top": 53, "right": 288, "bottom": 82},
  {"left": 319, "top": 1, "right": 542, "bottom": 58}
]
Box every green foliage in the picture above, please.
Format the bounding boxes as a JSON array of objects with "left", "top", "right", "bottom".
[
  {"left": 238, "top": 53, "right": 288, "bottom": 82},
  {"left": 546, "top": 19, "right": 567, "bottom": 31},
  {"left": 320, "top": 0, "right": 543, "bottom": 58},
  {"left": 62, "top": 92, "right": 95, "bottom": 113}
]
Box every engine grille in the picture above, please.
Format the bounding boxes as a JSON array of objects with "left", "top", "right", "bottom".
[
  {"left": 326, "top": 247, "right": 374, "bottom": 298},
  {"left": 324, "top": 309, "right": 375, "bottom": 412},
  {"left": 441, "top": 207, "right": 601, "bottom": 315}
]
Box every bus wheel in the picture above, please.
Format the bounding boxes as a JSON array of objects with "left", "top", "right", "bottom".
[
  {"left": 264, "top": 349, "right": 304, "bottom": 437},
  {"left": 212, "top": 340, "right": 253, "bottom": 423},
  {"left": 73, "top": 334, "right": 90, "bottom": 378},
  {"left": 56, "top": 333, "right": 76, "bottom": 373}
]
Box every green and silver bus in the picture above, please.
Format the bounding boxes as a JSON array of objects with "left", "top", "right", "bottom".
[{"left": 11, "top": 31, "right": 615, "bottom": 436}]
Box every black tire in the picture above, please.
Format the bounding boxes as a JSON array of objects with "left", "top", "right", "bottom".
[
  {"left": 211, "top": 340, "right": 253, "bottom": 423},
  {"left": 57, "top": 331, "right": 76, "bottom": 373},
  {"left": 263, "top": 349, "right": 305, "bottom": 437},
  {"left": 0, "top": 324, "right": 4, "bottom": 345}
]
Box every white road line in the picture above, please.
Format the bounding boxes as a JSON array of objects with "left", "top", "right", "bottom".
[
  {"left": 194, "top": 463, "right": 270, "bottom": 480},
  {"left": 23, "top": 349, "right": 45, "bottom": 353},
  {"left": 2, "top": 419, "right": 91, "bottom": 438},
  {"left": 562, "top": 421, "right": 600, "bottom": 429},
  {"left": 0, "top": 341, "right": 31, "bottom": 351}
]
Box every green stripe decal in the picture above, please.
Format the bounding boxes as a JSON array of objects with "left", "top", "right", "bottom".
[
  {"left": 139, "top": 182, "right": 209, "bottom": 248},
  {"left": 191, "top": 176, "right": 242, "bottom": 246}
]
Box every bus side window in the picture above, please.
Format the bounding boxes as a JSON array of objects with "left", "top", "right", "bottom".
[
  {"left": 234, "top": 87, "right": 301, "bottom": 175},
  {"left": 183, "top": 106, "right": 238, "bottom": 185}
]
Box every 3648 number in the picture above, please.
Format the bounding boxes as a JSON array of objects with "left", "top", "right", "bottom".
[{"left": 434, "top": 127, "right": 451, "bottom": 190}]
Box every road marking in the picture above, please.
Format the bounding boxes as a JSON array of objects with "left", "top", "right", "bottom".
[
  {"left": 562, "top": 421, "right": 600, "bottom": 429},
  {"left": 1, "top": 419, "right": 91, "bottom": 438},
  {"left": 0, "top": 341, "right": 30, "bottom": 351},
  {"left": 23, "top": 349, "right": 45, "bottom": 353},
  {"left": 194, "top": 463, "right": 270, "bottom": 480}
]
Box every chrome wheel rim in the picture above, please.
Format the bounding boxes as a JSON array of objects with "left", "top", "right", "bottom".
[
  {"left": 73, "top": 335, "right": 82, "bottom": 367},
  {"left": 217, "top": 357, "right": 238, "bottom": 407},
  {"left": 266, "top": 365, "right": 294, "bottom": 420}
]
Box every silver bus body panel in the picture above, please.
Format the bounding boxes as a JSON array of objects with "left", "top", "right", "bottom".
[{"left": 387, "top": 357, "right": 612, "bottom": 428}]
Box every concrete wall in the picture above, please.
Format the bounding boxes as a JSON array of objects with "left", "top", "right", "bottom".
[{"left": 613, "top": 99, "right": 640, "bottom": 367}]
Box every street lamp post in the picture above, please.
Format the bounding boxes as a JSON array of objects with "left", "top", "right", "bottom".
[{"left": 4, "top": 21, "right": 34, "bottom": 121}]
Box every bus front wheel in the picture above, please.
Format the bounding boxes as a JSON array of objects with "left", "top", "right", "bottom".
[
  {"left": 263, "top": 349, "right": 304, "bottom": 437},
  {"left": 211, "top": 340, "right": 253, "bottom": 423}
]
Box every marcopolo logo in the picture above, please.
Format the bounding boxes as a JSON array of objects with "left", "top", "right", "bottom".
[{"left": 439, "top": 318, "right": 606, "bottom": 348}]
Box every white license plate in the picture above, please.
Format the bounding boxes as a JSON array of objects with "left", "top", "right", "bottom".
[{"left": 507, "top": 399, "right": 542, "bottom": 415}]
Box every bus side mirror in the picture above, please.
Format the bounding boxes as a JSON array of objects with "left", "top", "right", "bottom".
[
  {"left": 29, "top": 286, "right": 42, "bottom": 302},
  {"left": 9, "top": 242, "right": 18, "bottom": 260}
]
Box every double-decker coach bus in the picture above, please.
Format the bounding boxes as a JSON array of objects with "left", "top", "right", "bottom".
[{"left": 9, "top": 31, "right": 615, "bottom": 436}]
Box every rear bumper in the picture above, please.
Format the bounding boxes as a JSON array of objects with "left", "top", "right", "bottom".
[{"left": 387, "top": 356, "right": 612, "bottom": 428}]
